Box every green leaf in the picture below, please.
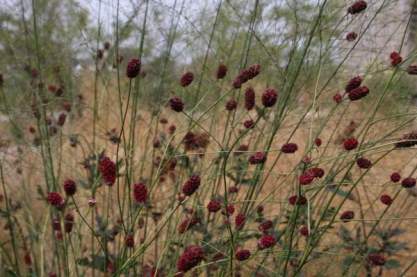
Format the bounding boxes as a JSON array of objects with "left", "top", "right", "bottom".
[
  {"left": 342, "top": 255, "right": 356, "bottom": 271},
  {"left": 76, "top": 255, "right": 108, "bottom": 272},
  {"left": 384, "top": 259, "right": 400, "bottom": 269}
]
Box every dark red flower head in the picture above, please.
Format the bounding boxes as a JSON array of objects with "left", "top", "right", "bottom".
[
  {"left": 243, "top": 119, "right": 255, "bottom": 129},
  {"left": 299, "top": 171, "right": 315, "bottom": 185},
  {"left": 104, "top": 41, "right": 111, "bottom": 50},
  {"left": 262, "top": 88, "right": 278, "bottom": 107},
  {"left": 288, "top": 195, "right": 307, "bottom": 206},
  {"left": 235, "top": 249, "right": 251, "bottom": 261},
  {"left": 258, "top": 234, "right": 276, "bottom": 249},
  {"left": 333, "top": 93, "right": 343, "bottom": 104},
  {"left": 248, "top": 64, "right": 261, "bottom": 78},
  {"left": 395, "top": 131, "right": 417, "bottom": 148},
  {"left": 48, "top": 84, "right": 57, "bottom": 93},
  {"left": 345, "top": 76, "right": 363, "bottom": 93},
  {"left": 207, "top": 199, "right": 221, "bottom": 213},
  {"left": 57, "top": 113, "right": 66, "bottom": 126},
  {"left": 401, "top": 177, "right": 416, "bottom": 188},
  {"left": 281, "top": 143, "right": 298, "bottom": 154},
  {"left": 245, "top": 87, "right": 256, "bottom": 110},
  {"left": 348, "top": 1, "right": 367, "bottom": 15},
  {"left": 125, "top": 234, "right": 134, "bottom": 248},
  {"left": 309, "top": 167, "right": 325, "bottom": 178},
  {"left": 133, "top": 183, "right": 148, "bottom": 203},
  {"left": 348, "top": 86, "right": 369, "bottom": 101},
  {"left": 232, "top": 78, "right": 242, "bottom": 89},
  {"left": 343, "top": 137, "right": 358, "bottom": 150},
  {"left": 55, "top": 87, "right": 64, "bottom": 97},
  {"left": 249, "top": 152, "right": 267, "bottom": 164},
  {"left": 390, "top": 172, "right": 401, "bottom": 183},
  {"left": 340, "top": 210, "right": 355, "bottom": 222},
  {"left": 380, "top": 194, "right": 393, "bottom": 206},
  {"left": 97, "top": 49, "right": 104, "bottom": 59},
  {"left": 169, "top": 97, "right": 184, "bottom": 112},
  {"left": 216, "top": 64, "right": 228, "bottom": 79},
  {"left": 390, "top": 51, "right": 402, "bottom": 67},
  {"left": 346, "top": 32, "right": 358, "bottom": 42},
  {"left": 225, "top": 99, "right": 238, "bottom": 111},
  {"left": 299, "top": 225, "right": 309, "bottom": 237},
  {"left": 235, "top": 213, "right": 246, "bottom": 230},
  {"left": 367, "top": 253, "right": 385, "bottom": 267},
  {"left": 228, "top": 186, "right": 239, "bottom": 194},
  {"left": 180, "top": 72, "right": 194, "bottom": 87},
  {"left": 47, "top": 192, "right": 64, "bottom": 207},
  {"left": 407, "top": 65, "right": 417, "bottom": 75},
  {"left": 224, "top": 204, "right": 235, "bottom": 216},
  {"left": 126, "top": 58, "right": 141, "bottom": 78},
  {"left": 63, "top": 179, "right": 77, "bottom": 196},
  {"left": 356, "top": 157, "right": 372, "bottom": 169},
  {"left": 315, "top": 138, "right": 322, "bottom": 147},
  {"left": 99, "top": 156, "right": 116, "bottom": 186},
  {"left": 182, "top": 175, "right": 201, "bottom": 196},
  {"left": 176, "top": 245, "right": 204, "bottom": 273},
  {"left": 24, "top": 252, "right": 32, "bottom": 266},
  {"left": 258, "top": 220, "right": 273, "bottom": 233},
  {"left": 64, "top": 213, "right": 74, "bottom": 233}
]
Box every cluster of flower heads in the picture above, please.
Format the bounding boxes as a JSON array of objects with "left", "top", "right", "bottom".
[
  {"left": 176, "top": 245, "right": 204, "bottom": 273},
  {"left": 35, "top": 8, "right": 417, "bottom": 273},
  {"left": 232, "top": 64, "right": 261, "bottom": 89}
]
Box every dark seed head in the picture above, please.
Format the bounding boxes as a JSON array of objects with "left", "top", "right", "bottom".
[
  {"left": 348, "top": 86, "right": 369, "bottom": 101},
  {"left": 401, "top": 177, "right": 416, "bottom": 188},
  {"left": 340, "top": 210, "right": 354, "bottom": 222},
  {"left": 390, "top": 172, "right": 401, "bottom": 183},
  {"left": 380, "top": 194, "right": 393, "bottom": 206},
  {"left": 225, "top": 99, "right": 238, "bottom": 111},
  {"left": 262, "top": 88, "right": 278, "bottom": 108},
  {"left": 348, "top": 1, "right": 367, "bottom": 15},
  {"left": 63, "top": 179, "right": 76, "bottom": 196},
  {"left": 216, "top": 64, "right": 228, "bottom": 79},
  {"left": 244, "top": 87, "right": 256, "bottom": 110},
  {"left": 258, "top": 234, "right": 276, "bottom": 249},
  {"left": 180, "top": 72, "right": 194, "bottom": 87},
  {"left": 356, "top": 157, "right": 372, "bottom": 169},
  {"left": 182, "top": 175, "right": 201, "bottom": 196},
  {"left": 281, "top": 143, "right": 298, "bottom": 154},
  {"left": 126, "top": 58, "right": 141, "bottom": 78},
  {"left": 346, "top": 32, "right": 358, "bottom": 41},
  {"left": 133, "top": 183, "right": 148, "bottom": 203},
  {"left": 343, "top": 137, "right": 358, "bottom": 151},
  {"left": 169, "top": 97, "right": 184, "bottom": 112},
  {"left": 235, "top": 249, "right": 251, "bottom": 261},
  {"left": 176, "top": 245, "right": 204, "bottom": 273},
  {"left": 248, "top": 152, "right": 267, "bottom": 164}
]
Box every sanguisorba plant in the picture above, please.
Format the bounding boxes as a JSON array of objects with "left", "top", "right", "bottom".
[{"left": 1, "top": 0, "right": 417, "bottom": 276}]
